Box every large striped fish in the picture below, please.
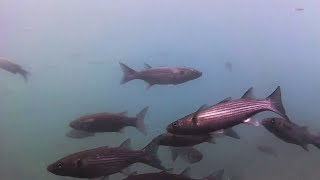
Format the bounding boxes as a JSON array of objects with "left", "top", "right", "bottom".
[
  {"left": 47, "top": 139, "right": 165, "bottom": 179},
  {"left": 167, "top": 86, "right": 289, "bottom": 135}
]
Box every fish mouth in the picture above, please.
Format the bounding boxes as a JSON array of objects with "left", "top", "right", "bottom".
[
  {"left": 69, "top": 121, "right": 76, "bottom": 128},
  {"left": 47, "top": 164, "right": 54, "bottom": 173},
  {"left": 196, "top": 71, "right": 202, "bottom": 77}
]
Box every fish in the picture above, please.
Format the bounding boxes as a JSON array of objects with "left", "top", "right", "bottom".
[
  {"left": 0, "top": 57, "right": 30, "bottom": 81},
  {"left": 295, "top": 8, "right": 304, "bottom": 11},
  {"left": 123, "top": 168, "right": 224, "bottom": 180},
  {"left": 256, "top": 145, "right": 278, "bottom": 158},
  {"left": 66, "top": 129, "right": 95, "bottom": 139},
  {"left": 170, "top": 147, "right": 203, "bottom": 164},
  {"left": 156, "top": 128, "right": 239, "bottom": 147},
  {"left": 261, "top": 117, "right": 320, "bottom": 151},
  {"left": 69, "top": 107, "right": 148, "bottom": 135},
  {"left": 47, "top": 138, "right": 165, "bottom": 179},
  {"left": 225, "top": 62, "right": 232, "bottom": 72},
  {"left": 119, "top": 62, "right": 202, "bottom": 89},
  {"left": 167, "top": 86, "right": 289, "bottom": 135}
]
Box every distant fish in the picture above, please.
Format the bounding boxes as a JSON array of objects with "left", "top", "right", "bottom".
[
  {"left": 256, "top": 145, "right": 278, "bottom": 158},
  {"left": 66, "top": 129, "right": 95, "bottom": 139},
  {"left": 23, "top": 26, "right": 33, "bottom": 32},
  {"left": 47, "top": 64, "right": 60, "bottom": 69},
  {"left": 69, "top": 107, "right": 148, "bottom": 135},
  {"left": 156, "top": 128, "right": 239, "bottom": 147},
  {"left": 261, "top": 117, "right": 320, "bottom": 151},
  {"left": 294, "top": 8, "right": 304, "bottom": 11},
  {"left": 123, "top": 168, "right": 224, "bottom": 180},
  {"left": 225, "top": 62, "right": 232, "bottom": 72},
  {"left": 119, "top": 62, "right": 202, "bottom": 89},
  {"left": 88, "top": 60, "right": 105, "bottom": 65},
  {"left": 167, "top": 87, "right": 289, "bottom": 135},
  {"left": 170, "top": 147, "right": 203, "bottom": 164},
  {"left": 47, "top": 138, "right": 165, "bottom": 179},
  {"left": 0, "top": 57, "right": 30, "bottom": 81}
]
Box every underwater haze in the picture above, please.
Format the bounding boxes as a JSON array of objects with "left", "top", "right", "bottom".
[{"left": 1, "top": 0, "right": 320, "bottom": 179}]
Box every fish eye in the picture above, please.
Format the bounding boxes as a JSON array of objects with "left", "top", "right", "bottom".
[
  {"left": 172, "top": 122, "right": 178, "bottom": 127},
  {"left": 271, "top": 119, "right": 276, "bottom": 123},
  {"left": 57, "top": 162, "right": 63, "bottom": 169},
  {"left": 180, "top": 71, "right": 184, "bottom": 75}
]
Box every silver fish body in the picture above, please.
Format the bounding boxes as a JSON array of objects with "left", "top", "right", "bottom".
[
  {"left": 167, "top": 87, "right": 288, "bottom": 135},
  {"left": 120, "top": 62, "right": 202, "bottom": 89}
]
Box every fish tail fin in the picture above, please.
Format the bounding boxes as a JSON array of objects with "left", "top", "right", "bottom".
[
  {"left": 19, "top": 68, "right": 30, "bottom": 82},
  {"left": 202, "top": 169, "right": 224, "bottom": 180},
  {"left": 119, "top": 62, "right": 137, "bottom": 84},
  {"left": 267, "top": 86, "right": 289, "bottom": 120},
  {"left": 142, "top": 138, "right": 165, "bottom": 170},
  {"left": 135, "top": 106, "right": 148, "bottom": 135},
  {"left": 169, "top": 147, "right": 179, "bottom": 161}
]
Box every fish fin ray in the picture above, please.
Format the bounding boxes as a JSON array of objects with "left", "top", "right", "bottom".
[
  {"left": 136, "top": 106, "right": 148, "bottom": 135},
  {"left": 241, "top": 87, "right": 255, "bottom": 99},
  {"left": 267, "top": 86, "right": 290, "bottom": 121},
  {"left": 216, "top": 97, "right": 232, "bottom": 104},
  {"left": 119, "top": 138, "right": 131, "bottom": 149},
  {"left": 119, "top": 62, "right": 137, "bottom": 84},
  {"left": 144, "top": 63, "right": 152, "bottom": 69}
]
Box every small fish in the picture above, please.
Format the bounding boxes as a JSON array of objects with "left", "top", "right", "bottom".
[
  {"left": 261, "top": 117, "right": 320, "bottom": 151},
  {"left": 119, "top": 62, "right": 202, "bottom": 89},
  {"left": 170, "top": 147, "right": 203, "bottom": 164},
  {"left": 156, "top": 129, "right": 239, "bottom": 147},
  {"left": 0, "top": 57, "right": 30, "bottom": 81},
  {"left": 225, "top": 62, "right": 232, "bottom": 72},
  {"left": 167, "top": 87, "right": 288, "bottom": 135},
  {"left": 294, "top": 8, "right": 304, "bottom": 11},
  {"left": 123, "top": 168, "right": 224, "bottom": 180},
  {"left": 69, "top": 107, "right": 148, "bottom": 135},
  {"left": 256, "top": 145, "right": 278, "bottom": 158},
  {"left": 66, "top": 129, "right": 95, "bottom": 139},
  {"left": 47, "top": 138, "right": 165, "bottom": 179}
]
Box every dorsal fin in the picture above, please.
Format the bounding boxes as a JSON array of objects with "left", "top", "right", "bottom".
[
  {"left": 180, "top": 167, "right": 191, "bottom": 177},
  {"left": 241, "top": 87, "right": 255, "bottom": 99},
  {"left": 118, "top": 111, "right": 128, "bottom": 116},
  {"left": 192, "top": 104, "right": 208, "bottom": 124},
  {"left": 216, "top": 97, "right": 232, "bottom": 104},
  {"left": 144, "top": 63, "right": 152, "bottom": 69},
  {"left": 119, "top": 139, "right": 131, "bottom": 149}
]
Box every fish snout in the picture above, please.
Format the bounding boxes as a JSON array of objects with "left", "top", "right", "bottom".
[
  {"left": 69, "top": 121, "right": 77, "bottom": 128},
  {"left": 47, "top": 164, "right": 54, "bottom": 173},
  {"left": 195, "top": 70, "right": 202, "bottom": 77}
]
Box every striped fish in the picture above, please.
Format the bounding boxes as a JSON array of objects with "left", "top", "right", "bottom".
[
  {"left": 47, "top": 139, "right": 165, "bottom": 179},
  {"left": 167, "top": 86, "right": 289, "bottom": 135},
  {"left": 123, "top": 168, "right": 224, "bottom": 180},
  {"left": 120, "top": 62, "right": 202, "bottom": 90}
]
